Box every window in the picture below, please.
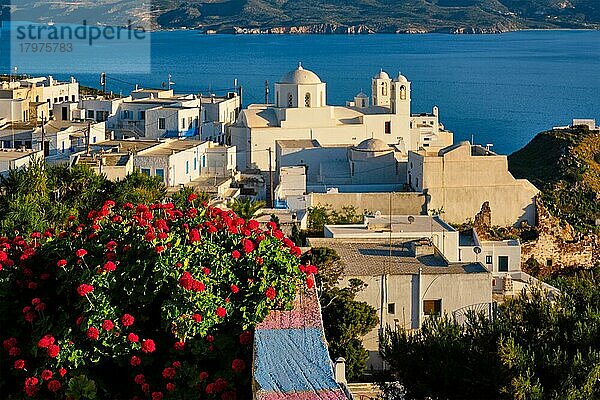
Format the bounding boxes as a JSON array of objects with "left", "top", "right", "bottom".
[
  {"left": 122, "top": 110, "right": 132, "bottom": 119},
  {"left": 87, "top": 110, "right": 94, "bottom": 119},
  {"left": 546, "top": 259, "right": 553, "bottom": 267},
  {"left": 498, "top": 256, "right": 509, "bottom": 272},
  {"left": 2, "top": 140, "right": 10, "bottom": 148},
  {"left": 182, "top": 118, "right": 186, "bottom": 129},
  {"left": 287, "top": 93, "right": 293, "bottom": 108},
  {"left": 139, "top": 111, "right": 145, "bottom": 120},
  {"left": 485, "top": 255, "right": 493, "bottom": 265},
  {"left": 155, "top": 169, "right": 164, "bottom": 180},
  {"left": 92, "top": 137, "right": 97, "bottom": 144},
  {"left": 194, "top": 157, "right": 197, "bottom": 170},
  {"left": 423, "top": 299, "right": 442, "bottom": 317},
  {"left": 399, "top": 86, "right": 407, "bottom": 100},
  {"left": 72, "top": 95, "right": 75, "bottom": 102},
  {"left": 202, "top": 155, "right": 206, "bottom": 168},
  {"left": 387, "top": 303, "right": 396, "bottom": 314},
  {"left": 141, "top": 168, "right": 150, "bottom": 176},
  {"left": 385, "top": 121, "right": 391, "bottom": 134},
  {"left": 304, "top": 93, "right": 311, "bottom": 107},
  {"left": 381, "top": 82, "right": 387, "bottom": 96},
  {"left": 61, "top": 141, "right": 65, "bottom": 153},
  {"left": 158, "top": 118, "right": 165, "bottom": 130},
  {"left": 185, "top": 161, "right": 189, "bottom": 174}
]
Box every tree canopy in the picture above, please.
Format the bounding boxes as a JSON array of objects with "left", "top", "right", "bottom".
[{"left": 380, "top": 268, "right": 600, "bottom": 400}]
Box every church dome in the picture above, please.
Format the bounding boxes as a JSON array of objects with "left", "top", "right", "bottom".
[
  {"left": 356, "top": 91, "right": 368, "bottom": 99},
  {"left": 393, "top": 73, "right": 408, "bottom": 83},
  {"left": 354, "top": 138, "right": 390, "bottom": 152},
  {"left": 373, "top": 70, "right": 390, "bottom": 80},
  {"left": 279, "top": 64, "right": 322, "bottom": 84}
]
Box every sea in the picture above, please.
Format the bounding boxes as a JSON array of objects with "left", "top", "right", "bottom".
[{"left": 3, "top": 29, "right": 600, "bottom": 155}]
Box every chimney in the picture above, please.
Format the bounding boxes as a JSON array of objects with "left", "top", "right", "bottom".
[{"left": 334, "top": 358, "right": 347, "bottom": 384}]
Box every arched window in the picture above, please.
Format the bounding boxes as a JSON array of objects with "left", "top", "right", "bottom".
[
  {"left": 276, "top": 92, "right": 279, "bottom": 106},
  {"left": 304, "top": 93, "right": 311, "bottom": 107},
  {"left": 287, "top": 93, "right": 293, "bottom": 108},
  {"left": 399, "top": 86, "right": 406, "bottom": 100},
  {"left": 381, "top": 82, "right": 388, "bottom": 96}
]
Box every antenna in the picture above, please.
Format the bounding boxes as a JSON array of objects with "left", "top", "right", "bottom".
[{"left": 265, "top": 80, "right": 269, "bottom": 104}]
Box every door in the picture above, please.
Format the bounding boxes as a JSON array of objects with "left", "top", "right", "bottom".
[
  {"left": 498, "top": 256, "right": 509, "bottom": 272},
  {"left": 62, "top": 107, "right": 68, "bottom": 121}
]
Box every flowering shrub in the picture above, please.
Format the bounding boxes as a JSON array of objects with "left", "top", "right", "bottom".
[{"left": 0, "top": 198, "right": 315, "bottom": 399}]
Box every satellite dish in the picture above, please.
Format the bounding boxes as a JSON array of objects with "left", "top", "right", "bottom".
[
  {"left": 408, "top": 216, "right": 415, "bottom": 224},
  {"left": 473, "top": 246, "right": 482, "bottom": 254},
  {"left": 375, "top": 210, "right": 382, "bottom": 217}
]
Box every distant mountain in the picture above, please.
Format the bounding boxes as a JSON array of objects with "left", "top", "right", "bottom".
[{"left": 3, "top": 0, "right": 600, "bottom": 32}]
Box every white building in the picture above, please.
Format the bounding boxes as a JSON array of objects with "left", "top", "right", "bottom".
[
  {"left": 199, "top": 93, "right": 242, "bottom": 144},
  {"left": 275, "top": 138, "right": 408, "bottom": 199},
  {"left": 313, "top": 213, "right": 558, "bottom": 370},
  {"left": 0, "top": 76, "right": 79, "bottom": 118},
  {"left": 230, "top": 65, "right": 453, "bottom": 172},
  {"left": 407, "top": 141, "right": 540, "bottom": 226},
  {"left": 134, "top": 139, "right": 236, "bottom": 187},
  {"left": 0, "top": 148, "right": 43, "bottom": 176}
]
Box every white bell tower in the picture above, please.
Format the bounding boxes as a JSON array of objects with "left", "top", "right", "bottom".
[
  {"left": 372, "top": 69, "right": 392, "bottom": 107},
  {"left": 391, "top": 73, "right": 411, "bottom": 116}
]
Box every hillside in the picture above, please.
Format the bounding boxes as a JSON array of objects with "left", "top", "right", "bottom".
[
  {"left": 508, "top": 125, "right": 600, "bottom": 234},
  {"left": 3, "top": 0, "right": 600, "bottom": 33}
]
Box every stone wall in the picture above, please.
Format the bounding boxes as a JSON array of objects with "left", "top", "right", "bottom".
[
  {"left": 521, "top": 196, "right": 599, "bottom": 273},
  {"left": 309, "top": 192, "right": 426, "bottom": 215}
]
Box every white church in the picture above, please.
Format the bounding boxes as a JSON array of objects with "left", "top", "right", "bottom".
[{"left": 230, "top": 64, "right": 453, "bottom": 171}]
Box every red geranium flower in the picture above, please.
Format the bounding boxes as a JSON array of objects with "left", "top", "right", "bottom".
[
  {"left": 231, "top": 358, "right": 246, "bottom": 373},
  {"left": 121, "top": 313, "right": 135, "bottom": 326},
  {"left": 216, "top": 307, "right": 227, "bottom": 318},
  {"left": 37, "top": 334, "right": 55, "bottom": 349},
  {"left": 47, "top": 380, "right": 61, "bottom": 392},
  {"left": 192, "top": 313, "right": 202, "bottom": 322},
  {"left": 13, "top": 359, "right": 25, "bottom": 369},
  {"left": 76, "top": 284, "right": 94, "bottom": 297},
  {"left": 188, "top": 228, "right": 200, "bottom": 243},
  {"left": 242, "top": 239, "right": 255, "bottom": 254},
  {"left": 265, "top": 286, "right": 277, "bottom": 301},
  {"left": 231, "top": 250, "right": 241, "bottom": 259},
  {"left": 75, "top": 248, "right": 87, "bottom": 258},
  {"left": 58, "top": 368, "right": 67, "bottom": 377},
  {"left": 162, "top": 367, "right": 176, "bottom": 379},
  {"left": 173, "top": 341, "right": 185, "bottom": 351},
  {"left": 101, "top": 319, "right": 114, "bottom": 331},
  {"left": 134, "top": 374, "right": 145, "bottom": 385},
  {"left": 57, "top": 259, "right": 67, "bottom": 268},
  {"left": 130, "top": 356, "right": 141, "bottom": 366},
  {"left": 41, "top": 370, "right": 53, "bottom": 381},
  {"left": 86, "top": 327, "right": 99, "bottom": 340},
  {"left": 141, "top": 339, "right": 156, "bottom": 353},
  {"left": 151, "top": 392, "right": 164, "bottom": 400},
  {"left": 230, "top": 284, "right": 239, "bottom": 294},
  {"left": 46, "top": 344, "right": 60, "bottom": 358},
  {"left": 103, "top": 261, "right": 116, "bottom": 272},
  {"left": 166, "top": 382, "right": 176, "bottom": 392},
  {"left": 127, "top": 333, "right": 139, "bottom": 343},
  {"left": 3, "top": 337, "right": 17, "bottom": 350},
  {"left": 199, "top": 371, "right": 209, "bottom": 381}
]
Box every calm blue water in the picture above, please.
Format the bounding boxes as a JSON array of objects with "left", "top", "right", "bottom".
[{"left": 6, "top": 30, "right": 600, "bottom": 154}]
